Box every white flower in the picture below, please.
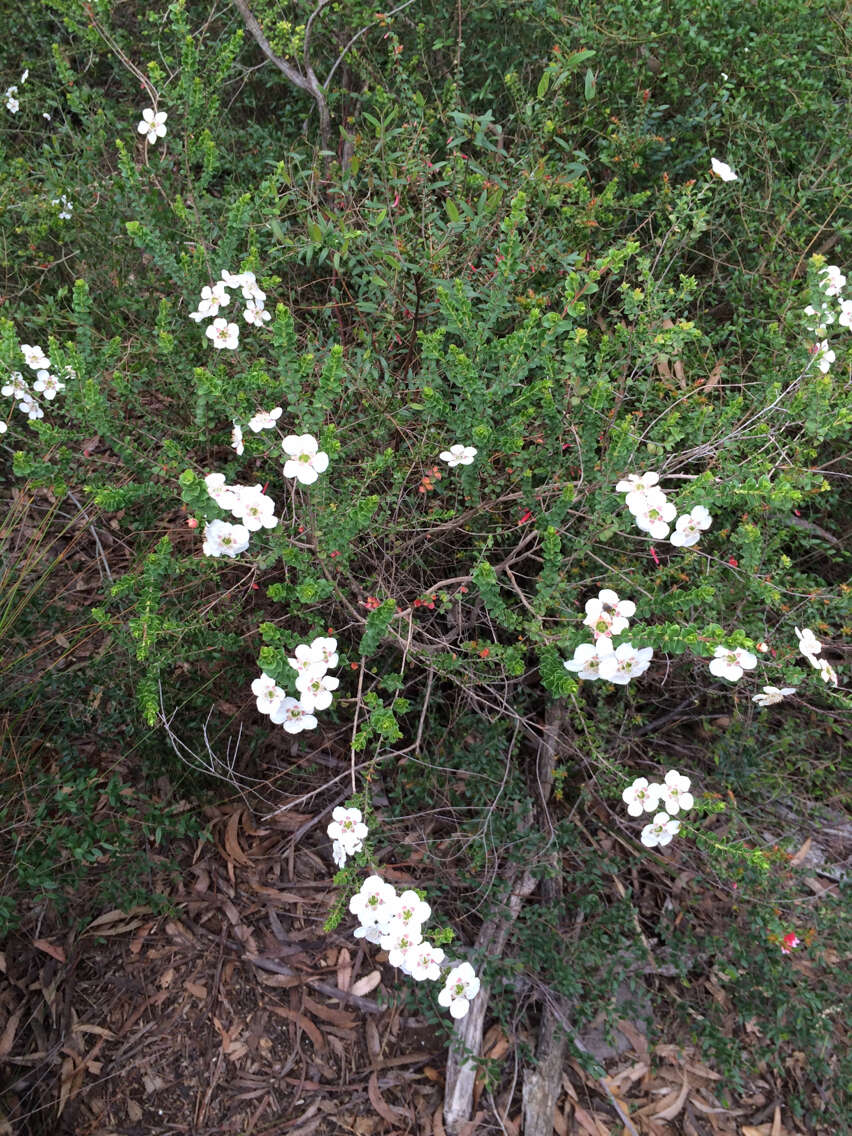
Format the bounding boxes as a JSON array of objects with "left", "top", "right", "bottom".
[
  {"left": 201, "top": 518, "right": 250, "bottom": 558},
  {"left": 205, "top": 317, "right": 240, "bottom": 350},
  {"left": 20, "top": 344, "right": 50, "bottom": 371},
  {"left": 332, "top": 840, "right": 349, "bottom": 869},
  {"left": 563, "top": 638, "right": 614, "bottom": 681},
  {"left": 296, "top": 671, "right": 340, "bottom": 712},
  {"left": 814, "top": 340, "right": 835, "bottom": 374},
  {"left": 752, "top": 686, "right": 797, "bottom": 707},
  {"left": 403, "top": 942, "right": 445, "bottom": 982},
  {"left": 137, "top": 107, "right": 167, "bottom": 143},
  {"left": 795, "top": 627, "right": 821, "bottom": 662},
  {"left": 803, "top": 304, "right": 834, "bottom": 332},
  {"left": 243, "top": 299, "right": 271, "bottom": 326},
  {"left": 439, "top": 444, "right": 477, "bottom": 467},
  {"left": 251, "top": 672, "right": 287, "bottom": 716},
  {"left": 327, "top": 806, "right": 368, "bottom": 848},
  {"left": 2, "top": 372, "right": 30, "bottom": 400},
  {"left": 349, "top": 875, "right": 397, "bottom": 927},
  {"left": 5, "top": 88, "right": 19, "bottom": 113},
  {"left": 352, "top": 923, "right": 384, "bottom": 944},
  {"left": 204, "top": 472, "right": 240, "bottom": 513},
  {"left": 615, "top": 471, "right": 660, "bottom": 497},
  {"left": 819, "top": 264, "right": 846, "bottom": 298},
  {"left": 632, "top": 493, "right": 677, "bottom": 539},
  {"left": 282, "top": 434, "right": 329, "bottom": 485},
  {"left": 310, "top": 636, "right": 339, "bottom": 669},
  {"left": 709, "top": 645, "right": 757, "bottom": 681},
  {"left": 190, "top": 282, "right": 231, "bottom": 322},
  {"left": 230, "top": 485, "right": 278, "bottom": 531},
  {"left": 389, "top": 889, "right": 431, "bottom": 931},
  {"left": 815, "top": 658, "right": 838, "bottom": 687},
  {"left": 621, "top": 777, "right": 661, "bottom": 817},
  {"left": 52, "top": 194, "right": 73, "bottom": 220},
  {"left": 288, "top": 643, "right": 328, "bottom": 679},
  {"left": 270, "top": 696, "right": 318, "bottom": 733},
  {"left": 248, "top": 407, "right": 282, "bottom": 433},
  {"left": 659, "top": 770, "right": 694, "bottom": 815},
  {"left": 0, "top": 421, "right": 6, "bottom": 434},
  {"left": 33, "top": 370, "right": 64, "bottom": 399},
  {"left": 597, "top": 642, "right": 654, "bottom": 685},
  {"left": 43, "top": 112, "right": 51, "bottom": 121},
  {"left": 670, "top": 505, "right": 713, "bottom": 548},
  {"left": 710, "top": 157, "right": 737, "bottom": 182},
  {"left": 21, "top": 399, "right": 43, "bottom": 421},
  {"left": 838, "top": 299, "right": 852, "bottom": 329},
  {"left": 583, "top": 588, "right": 636, "bottom": 638},
  {"left": 641, "top": 811, "right": 681, "bottom": 848},
  {"left": 19, "top": 70, "right": 28, "bottom": 84},
  {"left": 231, "top": 423, "right": 244, "bottom": 456},
  {"left": 382, "top": 924, "right": 424, "bottom": 968},
  {"left": 438, "top": 962, "right": 481, "bottom": 1019},
  {"left": 220, "top": 270, "right": 247, "bottom": 289}
]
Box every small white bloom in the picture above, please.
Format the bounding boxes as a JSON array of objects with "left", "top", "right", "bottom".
[
  {"left": 795, "top": 627, "right": 821, "bottom": 661},
  {"left": 243, "top": 299, "right": 271, "bottom": 327},
  {"left": 201, "top": 518, "right": 250, "bottom": 558},
  {"left": 390, "top": 889, "right": 431, "bottom": 930},
  {"left": 382, "top": 924, "right": 424, "bottom": 969},
  {"left": 282, "top": 433, "right": 329, "bottom": 485},
  {"left": 349, "top": 875, "right": 397, "bottom": 927},
  {"left": 2, "top": 372, "right": 30, "bottom": 400},
  {"left": 641, "top": 811, "right": 681, "bottom": 848},
  {"left": 615, "top": 471, "right": 660, "bottom": 497},
  {"left": 752, "top": 686, "right": 797, "bottom": 707},
  {"left": 247, "top": 407, "right": 282, "bottom": 433},
  {"left": 583, "top": 588, "right": 636, "bottom": 638},
  {"left": 838, "top": 299, "right": 852, "bottom": 329},
  {"left": 631, "top": 494, "right": 677, "bottom": 539},
  {"left": 270, "top": 696, "right": 319, "bottom": 733},
  {"left": 439, "top": 444, "right": 477, "bottom": 467},
  {"left": 205, "top": 317, "right": 239, "bottom": 350},
  {"left": 563, "top": 638, "right": 614, "bottom": 681},
  {"left": 310, "top": 636, "right": 339, "bottom": 669},
  {"left": 819, "top": 264, "right": 846, "bottom": 298},
  {"left": 328, "top": 806, "right": 368, "bottom": 847},
  {"left": 21, "top": 399, "right": 43, "bottom": 421},
  {"left": 137, "top": 107, "right": 167, "bottom": 143},
  {"left": 251, "top": 672, "right": 287, "bottom": 715},
  {"left": 204, "top": 472, "right": 239, "bottom": 512},
  {"left": 814, "top": 340, "right": 835, "bottom": 374},
  {"left": 231, "top": 423, "right": 244, "bottom": 456},
  {"left": 19, "top": 70, "right": 28, "bottom": 84},
  {"left": 815, "top": 658, "right": 838, "bottom": 687},
  {"left": 332, "top": 839, "right": 348, "bottom": 869},
  {"left": 0, "top": 421, "right": 6, "bottom": 434},
  {"left": 352, "top": 923, "right": 384, "bottom": 944},
  {"left": 20, "top": 344, "right": 50, "bottom": 371},
  {"left": 288, "top": 642, "right": 328, "bottom": 680},
  {"left": 42, "top": 111, "right": 51, "bottom": 121},
  {"left": 296, "top": 671, "right": 340, "bottom": 712},
  {"left": 598, "top": 642, "right": 654, "bottom": 685},
  {"left": 710, "top": 157, "right": 737, "bottom": 182},
  {"left": 709, "top": 645, "right": 757, "bottom": 681},
  {"left": 231, "top": 485, "right": 278, "bottom": 531},
  {"left": 621, "top": 777, "right": 661, "bottom": 817},
  {"left": 5, "top": 90, "right": 19, "bottom": 114},
  {"left": 438, "top": 962, "right": 481, "bottom": 1019},
  {"left": 803, "top": 304, "right": 834, "bottom": 332},
  {"left": 33, "top": 370, "right": 64, "bottom": 399},
  {"left": 670, "top": 505, "right": 713, "bottom": 548},
  {"left": 403, "top": 942, "right": 445, "bottom": 982},
  {"left": 659, "top": 769, "right": 694, "bottom": 815}
]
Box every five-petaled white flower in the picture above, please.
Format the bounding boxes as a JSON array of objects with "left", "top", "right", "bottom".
[
  {"left": 616, "top": 471, "right": 661, "bottom": 510},
  {"left": 819, "top": 264, "right": 846, "bottom": 298},
  {"left": 205, "top": 317, "right": 240, "bottom": 350},
  {"left": 583, "top": 588, "right": 636, "bottom": 638},
  {"left": 631, "top": 492, "right": 677, "bottom": 539},
  {"left": 5, "top": 87, "right": 19, "bottom": 114},
  {"left": 794, "top": 627, "right": 821, "bottom": 663},
  {"left": 659, "top": 770, "right": 694, "bottom": 815},
  {"left": 403, "top": 942, "right": 445, "bottom": 982},
  {"left": 282, "top": 433, "right": 329, "bottom": 485},
  {"left": 137, "top": 107, "right": 167, "bottom": 143},
  {"left": 814, "top": 658, "right": 838, "bottom": 687},
  {"left": 287, "top": 643, "right": 328, "bottom": 679},
  {"left": 710, "top": 157, "right": 737, "bottom": 182},
  {"left": 641, "top": 811, "right": 681, "bottom": 848},
  {"left": 243, "top": 299, "right": 271, "bottom": 326},
  {"left": 33, "top": 370, "right": 65, "bottom": 399},
  {"left": 310, "top": 636, "right": 339, "bottom": 669},
  {"left": 231, "top": 423, "right": 244, "bottom": 455},
  {"left": 709, "top": 645, "right": 757, "bottom": 681},
  {"left": 598, "top": 642, "right": 654, "bottom": 685},
  {"left": 563, "top": 638, "right": 614, "bottom": 681},
  {"left": 814, "top": 340, "right": 835, "bottom": 374},
  {"left": 382, "top": 925, "right": 424, "bottom": 968},
  {"left": 20, "top": 344, "right": 50, "bottom": 371},
  {"left": 838, "top": 299, "right": 852, "bottom": 329},
  {"left": 621, "top": 777, "right": 660, "bottom": 817},
  {"left": 201, "top": 519, "right": 250, "bottom": 558},
  {"left": 327, "top": 807, "right": 368, "bottom": 860},
  {"left": 670, "top": 505, "right": 713, "bottom": 548},
  {"left": 2, "top": 372, "right": 30, "bottom": 400},
  {"left": 231, "top": 485, "right": 278, "bottom": 531},
  {"left": 248, "top": 407, "right": 282, "bottom": 433},
  {"left": 438, "top": 962, "right": 481, "bottom": 1019},
  {"left": 295, "top": 671, "right": 339, "bottom": 712},
  {"left": 204, "top": 472, "right": 240, "bottom": 512},
  {"left": 349, "top": 875, "right": 397, "bottom": 927},
  {"left": 270, "top": 696, "right": 318, "bottom": 733},
  {"left": 439, "top": 444, "right": 477, "bottom": 467},
  {"left": 752, "top": 686, "right": 797, "bottom": 707},
  {"left": 189, "top": 282, "right": 231, "bottom": 322},
  {"left": 251, "top": 672, "right": 286, "bottom": 715}
]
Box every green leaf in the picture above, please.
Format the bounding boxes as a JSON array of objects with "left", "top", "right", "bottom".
[
  {"left": 537, "top": 70, "right": 551, "bottom": 99},
  {"left": 445, "top": 199, "right": 461, "bottom": 223},
  {"left": 584, "top": 68, "right": 596, "bottom": 101}
]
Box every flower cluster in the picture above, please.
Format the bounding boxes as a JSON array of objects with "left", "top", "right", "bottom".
[
  {"left": 51, "top": 193, "right": 73, "bottom": 220},
  {"left": 348, "top": 874, "right": 480, "bottom": 1019},
  {"left": 4, "top": 70, "right": 25, "bottom": 114},
  {"left": 189, "top": 270, "right": 270, "bottom": 352},
  {"left": 804, "top": 264, "right": 848, "bottom": 376},
  {"left": 137, "top": 107, "right": 167, "bottom": 144},
  {"left": 564, "top": 588, "right": 653, "bottom": 685},
  {"left": 200, "top": 473, "right": 279, "bottom": 558},
  {"left": 251, "top": 636, "right": 340, "bottom": 736},
  {"left": 622, "top": 769, "right": 694, "bottom": 848},
  {"left": 2, "top": 343, "right": 70, "bottom": 431},
  {"left": 615, "top": 472, "right": 713, "bottom": 548},
  {"left": 327, "top": 806, "right": 368, "bottom": 869}
]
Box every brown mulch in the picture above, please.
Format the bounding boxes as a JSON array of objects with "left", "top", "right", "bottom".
[{"left": 0, "top": 802, "right": 820, "bottom": 1136}]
